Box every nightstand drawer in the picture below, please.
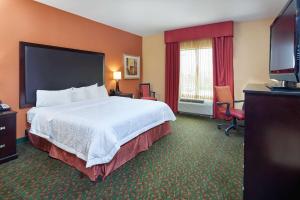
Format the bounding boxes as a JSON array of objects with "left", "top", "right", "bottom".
[
  {"left": 0, "top": 111, "right": 17, "bottom": 163},
  {"left": 0, "top": 115, "right": 15, "bottom": 136},
  {"left": 0, "top": 125, "right": 6, "bottom": 132},
  {"left": 0, "top": 128, "right": 15, "bottom": 144},
  {"left": 0, "top": 124, "right": 8, "bottom": 135},
  {"left": 0, "top": 143, "right": 13, "bottom": 158}
]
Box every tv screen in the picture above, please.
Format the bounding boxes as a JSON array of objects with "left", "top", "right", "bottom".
[{"left": 270, "top": 0, "right": 297, "bottom": 73}]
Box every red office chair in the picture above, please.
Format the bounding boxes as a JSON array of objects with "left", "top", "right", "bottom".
[
  {"left": 215, "top": 86, "right": 245, "bottom": 135},
  {"left": 139, "top": 83, "right": 157, "bottom": 101}
]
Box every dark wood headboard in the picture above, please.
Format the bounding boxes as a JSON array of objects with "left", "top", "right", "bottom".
[{"left": 19, "top": 42, "right": 105, "bottom": 108}]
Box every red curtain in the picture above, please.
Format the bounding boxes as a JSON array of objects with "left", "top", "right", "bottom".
[
  {"left": 213, "top": 36, "right": 234, "bottom": 119},
  {"left": 165, "top": 42, "right": 180, "bottom": 113},
  {"left": 164, "top": 21, "right": 234, "bottom": 116},
  {"left": 165, "top": 21, "right": 233, "bottom": 43}
]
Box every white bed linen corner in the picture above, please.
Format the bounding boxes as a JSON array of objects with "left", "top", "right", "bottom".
[{"left": 28, "top": 97, "right": 176, "bottom": 167}]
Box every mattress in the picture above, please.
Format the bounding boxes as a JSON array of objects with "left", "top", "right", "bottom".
[{"left": 28, "top": 97, "right": 176, "bottom": 167}]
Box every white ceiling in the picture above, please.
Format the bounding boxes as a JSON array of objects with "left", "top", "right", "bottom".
[{"left": 36, "top": 0, "right": 287, "bottom": 36}]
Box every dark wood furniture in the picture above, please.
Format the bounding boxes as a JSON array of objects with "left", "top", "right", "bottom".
[
  {"left": 110, "top": 92, "right": 133, "bottom": 98},
  {"left": 0, "top": 111, "right": 18, "bottom": 164},
  {"left": 244, "top": 84, "right": 300, "bottom": 200}
]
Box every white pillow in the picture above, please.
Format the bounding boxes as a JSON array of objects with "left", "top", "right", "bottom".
[
  {"left": 71, "top": 87, "right": 87, "bottom": 102},
  {"left": 98, "top": 85, "right": 108, "bottom": 98},
  {"left": 85, "top": 84, "right": 99, "bottom": 99},
  {"left": 36, "top": 88, "right": 72, "bottom": 107},
  {"left": 71, "top": 84, "right": 108, "bottom": 102},
  {"left": 86, "top": 84, "right": 109, "bottom": 99}
]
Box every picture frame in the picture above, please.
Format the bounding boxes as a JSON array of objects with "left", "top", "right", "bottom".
[{"left": 123, "top": 54, "right": 140, "bottom": 79}]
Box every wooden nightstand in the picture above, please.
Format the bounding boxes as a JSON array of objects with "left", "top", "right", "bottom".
[
  {"left": 110, "top": 92, "right": 133, "bottom": 98},
  {"left": 0, "top": 111, "right": 18, "bottom": 164}
]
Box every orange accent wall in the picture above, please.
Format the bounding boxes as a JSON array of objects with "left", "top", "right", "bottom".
[{"left": 0, "top": 0, "right": 142, "bottom": 138}]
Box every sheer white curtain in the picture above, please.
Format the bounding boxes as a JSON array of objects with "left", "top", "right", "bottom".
[{"left": 179, "top": 39, "right": 213, "bottom": 101}]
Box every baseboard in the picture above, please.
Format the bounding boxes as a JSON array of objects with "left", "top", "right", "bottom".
[{"left": 16, "top": 136, "right": 29, "bottom": 144}]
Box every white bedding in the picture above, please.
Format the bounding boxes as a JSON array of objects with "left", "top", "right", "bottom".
[
  {"left": 28, "top": 97, "right": 176, "bottom": 167},
  {"left": 27, "top": 107, "right": 38, "bottom": 124}
]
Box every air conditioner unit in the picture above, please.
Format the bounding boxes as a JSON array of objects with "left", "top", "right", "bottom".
[{"left": 178, "top": 99, "right": 213, "bottom": 116}]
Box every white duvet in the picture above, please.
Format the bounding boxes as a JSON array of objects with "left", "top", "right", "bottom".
[{"left": 29, "top": 97, "right": 176, "bottom": 167}]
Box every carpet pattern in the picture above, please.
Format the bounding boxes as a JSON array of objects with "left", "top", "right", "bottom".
[{"left": 0, "top": 115, "right": 244, "bottom": 200}]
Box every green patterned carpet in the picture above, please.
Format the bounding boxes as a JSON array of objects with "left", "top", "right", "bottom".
[{"left": 0, "top": 115, "right": 243, "bottom": 200}]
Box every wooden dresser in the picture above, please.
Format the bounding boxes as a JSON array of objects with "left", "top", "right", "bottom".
[
  {"left": 0, "top": 111, "right": 18, "bottom": 164},
  {"left": 243, "top": 84, "right": 300, "bottom": 200}
]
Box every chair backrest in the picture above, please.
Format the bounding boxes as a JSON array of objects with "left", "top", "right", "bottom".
[
  {"left": 215, "top": 86, "right": 234, "bottom": 109},
  {"left": 140, "top": 83, "right": 151, "bottom": 97}
]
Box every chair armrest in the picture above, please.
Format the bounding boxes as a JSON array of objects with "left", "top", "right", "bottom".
[
  {"left": 216, "top": 102, "right": 231, "bottom": 116},
  {"left": 234, "top": 100, "right": 244, "bottom": 103}
]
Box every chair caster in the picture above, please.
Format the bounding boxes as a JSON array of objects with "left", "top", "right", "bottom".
[
  {"left": 225, "top": 124, "right": 235, "bottom": 136},
  {"left": 225, "top": 130, "right": 230, "bottom": 136}
]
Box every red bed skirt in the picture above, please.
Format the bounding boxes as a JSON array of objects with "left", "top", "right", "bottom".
[{"left": 28, "top": 122, "right": 171, "bottom": 181}]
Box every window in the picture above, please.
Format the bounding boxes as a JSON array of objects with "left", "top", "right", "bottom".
[{"left": 179, "top": 39, "right": 213, "bottom": 101}]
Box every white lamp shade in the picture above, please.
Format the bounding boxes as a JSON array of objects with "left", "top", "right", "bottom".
[{"left": 113, "top": 71, "right": 121, "bottom": 80}]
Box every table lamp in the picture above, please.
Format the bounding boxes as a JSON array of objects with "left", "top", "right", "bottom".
[{"left": 113, "top": 71, "right": 121, "bottom": 93}]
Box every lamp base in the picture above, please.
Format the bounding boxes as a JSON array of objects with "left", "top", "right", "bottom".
[{"left": 116, "top": 81, "right": 120, "bottom": 93}]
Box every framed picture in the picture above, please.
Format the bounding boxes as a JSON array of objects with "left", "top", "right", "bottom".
[{"left": 124, "top": 54, "right": 140, "bottom": 79}]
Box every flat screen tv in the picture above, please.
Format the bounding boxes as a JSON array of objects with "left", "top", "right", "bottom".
[{"left": 269, "top": 0, "right": 300, "bottom": 88}]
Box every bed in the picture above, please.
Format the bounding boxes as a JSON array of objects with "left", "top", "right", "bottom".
[{"left": 20, "top": 42, "right": 176, "bottom": 181}]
